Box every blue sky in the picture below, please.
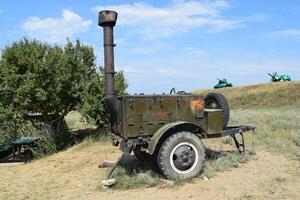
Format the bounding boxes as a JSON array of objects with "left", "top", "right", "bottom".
[{"left": 0, "top": 0, "right": 299, "bottom": 93}]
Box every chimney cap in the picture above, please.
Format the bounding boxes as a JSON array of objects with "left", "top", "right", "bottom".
[{"left": 98, "top": 10, "right": 118, "bottom": 27}]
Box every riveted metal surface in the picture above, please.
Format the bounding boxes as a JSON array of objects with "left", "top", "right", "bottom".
[{"left": 120, "top": 95, "right": 213, "bottom": 138}]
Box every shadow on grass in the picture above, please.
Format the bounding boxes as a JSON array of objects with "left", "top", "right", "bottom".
[
  {"left": 107, "top": 148, "right": 250, "bottom": 190},
  {"left": 109, "top": 154, "right": 161, "bottom": 190},
  {"left": 0, "top": 155, "right": 29, "bottom": 163},
  {"left": 70, "top": 127, "right": 102, "bottom": 144},
  {"left": 201, "top": 148, "right": 250, "bottom": 179}
]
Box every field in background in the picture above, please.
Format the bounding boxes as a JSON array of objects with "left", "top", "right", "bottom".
[
  {"left": 194, "top": 81, "right": 300, "bottom": 109},
  {"left": 0, "top": 81, "right": 299, "bottom": 200},
  {"left": 195, "top": 81, "right": 300, "bottom": 158},
  {"left": 230, "top": 108, "right": 300, "bottom": 158}
]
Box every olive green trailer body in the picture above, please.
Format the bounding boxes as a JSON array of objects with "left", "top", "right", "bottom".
[{"left": 118, "top": 95, "right": 222, "bottom": 138}]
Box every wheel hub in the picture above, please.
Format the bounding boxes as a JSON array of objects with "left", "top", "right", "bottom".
[
  {"left": 207, "top": 100, "right": 219, "bottom": 109},
  {"left": 172, "top": 145, "right": 196, "bottom": 171}
]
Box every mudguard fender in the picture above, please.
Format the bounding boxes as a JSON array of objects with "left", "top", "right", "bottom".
[{"left": 147, "top": 121, "right": 202, "bottom": 155}]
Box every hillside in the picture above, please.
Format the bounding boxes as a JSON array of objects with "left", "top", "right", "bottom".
[{"left": 193, "top": 81, "right": 300, "bottom": 109}]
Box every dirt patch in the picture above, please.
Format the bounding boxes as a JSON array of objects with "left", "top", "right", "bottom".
[{"left": 0, "top": 142, "right": 299, "bottom": 200}]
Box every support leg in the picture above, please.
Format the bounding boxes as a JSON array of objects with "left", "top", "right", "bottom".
[
  {"left": 230, "top": 133, "right": 245, "bottom": 154},
  {"left": 104, "top": 153, "right": 125, "bottom": 180}
]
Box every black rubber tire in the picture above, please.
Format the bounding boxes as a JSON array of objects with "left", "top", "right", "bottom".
[
  {"left": 157, "top": 132, "right": 205, "bottom": 180},
  {"left": 205, "top": 93, "right": 230, "bottom": 128}
]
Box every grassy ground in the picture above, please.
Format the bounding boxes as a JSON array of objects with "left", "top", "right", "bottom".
[
  {"left": 65, "top": 111, "right": 96, "bottom": 131},
  {"left": 109, "top": 148, "right": 250, "bottom": 190},
  {"left": 194, "top": 81, "right": 300, "bottom": 158},
  {"left": 193, "top": 81, "right": 300, "bottom": 109},
  {"left": 0, "top": 135, "right": 299, "bottom": 200},
  {"left": 230, "top": 107, "right": 300, "bottom": 158},
  {"left": 1, "top": 81, "right": 299, "bottom": 199}
]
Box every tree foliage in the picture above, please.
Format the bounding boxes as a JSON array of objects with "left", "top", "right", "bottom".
[
  {"left": 80, "top": 68, "right": 127, "bottom": 125},
  {"left": 0, "top": 38, "right": 127, "bottom": 146}
]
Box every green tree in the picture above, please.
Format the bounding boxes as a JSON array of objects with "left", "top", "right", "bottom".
[
  {"left": 0, "top": 38, "right": 127, "bottom": 149},
  {"left": 80, "top": 68, "right": 127, "bottom": 126}
]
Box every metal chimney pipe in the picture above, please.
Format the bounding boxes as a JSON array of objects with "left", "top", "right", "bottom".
[
  {"left": 98, "top": 10, "right": 117, "bottom": 97},
  {"left": 98, "top": 10, "right": 119, "bottom": 127}
]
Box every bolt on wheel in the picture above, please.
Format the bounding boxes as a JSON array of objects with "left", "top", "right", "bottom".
[
  {"left": 170, "top": 142, "right": 198, "bottom": 174},
  {"left": 157, "top": 131, "right": 205, "bottom": 180}
]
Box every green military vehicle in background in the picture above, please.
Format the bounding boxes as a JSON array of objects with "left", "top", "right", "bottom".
[
  {"left": 268, "top": 72, "right": 291, "bottom": 82},
  {"left": 214, "top": 78, "right": 233, "bottom": 89},
  {"left": 98, "top": 10, "right": 255, "bottom": 180},
  {"left": 0, "top": 137, "right": 40, "bottom": 162}
]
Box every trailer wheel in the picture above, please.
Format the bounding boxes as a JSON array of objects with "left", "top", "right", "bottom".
[
  {"left": 205, "top": 93, "right": 230, "bottom": 128},
  {"left": 157, "top": 132, "right": 205, "bottom": 180}
]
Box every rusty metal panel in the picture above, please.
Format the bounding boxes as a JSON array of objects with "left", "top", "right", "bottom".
[{"left": 121, "top": 95, "right": 208, "bottom": 138}]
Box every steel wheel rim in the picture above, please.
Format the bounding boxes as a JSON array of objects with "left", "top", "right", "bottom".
[
  {"left": 206, "top": 100, "right": 219, "bottom": 109},
  {"left": 170, "top": 142, "right": 199, "bottom": 175}
]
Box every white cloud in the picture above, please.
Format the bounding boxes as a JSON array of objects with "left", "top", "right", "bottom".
[
  {"left": 269, "top": 29, "right": 300, "bottom": 37},
  {"left": 92, "top": 1, "right": 245, "bottom": 38},
  {"left": 23, "top": 9, "right": 92, "bottom": 42},
  {"left": 119, "top": 66, "right": 193, "bottom": 78},
  {"left": 184, "top": 47, "right": 206, "bottom": 57}
]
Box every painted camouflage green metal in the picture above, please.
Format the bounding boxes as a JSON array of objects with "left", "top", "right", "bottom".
[
  {"left": 214, "top": 79, "right": 233, "bottom": 89},
  {"left": 110, "top": 94, "right": 224, "bottom": 154},
  {"left": 11, "top": 137, "right": 39, "bottom": 145},
  {"left": 119, "top": 94, "right": 224, "bottom": 136},
  {"left": 0, "top": 137, "right": 39, "bottom": 159},
  {"left": 268, "top": 72, "right": 291, "bottom": 82}
]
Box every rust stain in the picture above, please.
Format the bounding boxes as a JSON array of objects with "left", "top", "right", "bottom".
[
  {"left": 157, "top": 111, "right": 168, "bottom": 118},
  {"left": 190, "top": 99, "right": 204, "bottom": 113}
]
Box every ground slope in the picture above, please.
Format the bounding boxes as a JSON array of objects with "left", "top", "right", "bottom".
[{"left": 193, "top": 81, "right": 300, "bottom": 109}]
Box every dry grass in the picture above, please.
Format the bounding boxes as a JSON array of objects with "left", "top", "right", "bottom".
[
  {"left": 65, "top": 111, "right": 96, "bottom": 131},
  {"left": 201, "top": 151, "right": 249, "bottom": 179},
  {"left": 230, "top": 107, "right": 300, "bottom": 158},
  {"left": 111, "top": 167, "right": 160, "bottom": 189},
  {"left": 193, "top": 81, "right": 300, "bottom": 109},
  {"left": 194, "top": 81, "right": 300, "bottom": 157},
  {"left": 0, "top": 141, "right": 121, "bottom": 200},
  {"left": 0, "top": 139, "right": 299, "bottom": 200},
  {"left": 109, "top": 146, "right": 250, "bottom": 189}
]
